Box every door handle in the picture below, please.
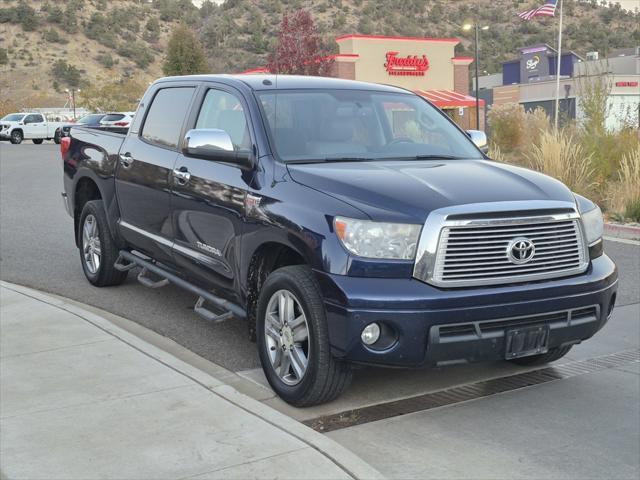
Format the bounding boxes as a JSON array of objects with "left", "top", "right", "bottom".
[
  {"left": 119, "top": 153, "right": 133, "bottom": 168},
  {"left": 173, "top": 166, "right": 191, "bottom": 185}
]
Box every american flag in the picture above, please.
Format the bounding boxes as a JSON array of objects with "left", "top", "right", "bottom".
[{"left": 518, "top": 0, "right": 557, "bottom": 20}]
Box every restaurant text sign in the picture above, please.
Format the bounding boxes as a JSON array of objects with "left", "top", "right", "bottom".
[{"left": 384, "top": 51, "right": 430, "bottom": 76}]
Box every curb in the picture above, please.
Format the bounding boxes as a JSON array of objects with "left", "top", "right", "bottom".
[
  {"left": 0, "top": 281, "right": 385, "bottom": 480},
  {"left": 604, "top": 223, "right": 640, "bottom": 241}
]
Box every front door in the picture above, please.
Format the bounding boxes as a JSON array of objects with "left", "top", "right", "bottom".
[
  {"left": 170, "top": 86, "right": 255, "bottom": 301},
  {"left": 115, "top": 85, "right": 197, "bottom": 265}
]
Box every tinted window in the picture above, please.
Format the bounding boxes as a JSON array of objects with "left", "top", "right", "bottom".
[
  {"left": 196, "top": 89, "right": 251, "bottom": 150},
  {"left": 142, "top": 87, "right": 195, "bottom": 148},
  {"left": 78, "top": 114, "right": 105, "bottom": 125},
  {"left": 25, "top": 114, "right": 43, "bottom": 123},
  {"left": 101, "top": 114, "right": 125, "bottom": 122}
]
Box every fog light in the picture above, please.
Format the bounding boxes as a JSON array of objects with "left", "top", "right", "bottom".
[{"left": 361, "top": 322, "right": 381, "bottom": 346}]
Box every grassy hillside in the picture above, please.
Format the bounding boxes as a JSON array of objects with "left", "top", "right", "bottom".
[{"left": 0, "top": 0, "right": 638, "bottom": 111}]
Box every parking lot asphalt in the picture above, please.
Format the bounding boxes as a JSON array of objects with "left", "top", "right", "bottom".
[{"left": 2, "top": 142, "right": 639, "bottom": 479}]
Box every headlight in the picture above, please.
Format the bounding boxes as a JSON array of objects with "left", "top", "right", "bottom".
[
  {"left": 575, "top": 194, "right": 603, "bottom": 246},
  {"left": 581, "top": 205, "right": 603, "bottom": 246},
  {"left": 334, "top": 216, "right": 421, "bottom": 260}
]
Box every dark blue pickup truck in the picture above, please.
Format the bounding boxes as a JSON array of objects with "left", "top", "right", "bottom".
[{"left": 61, "top": 75, "right": 617, "bottom": 406}]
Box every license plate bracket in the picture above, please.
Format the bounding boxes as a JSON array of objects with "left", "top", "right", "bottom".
[{"left": 505, "top": 324, "right": 550, "bottom": 360}]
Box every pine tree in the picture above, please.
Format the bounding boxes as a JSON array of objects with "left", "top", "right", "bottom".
[{"left": 163, "top": 24, "right": 208, "bottom": 76}]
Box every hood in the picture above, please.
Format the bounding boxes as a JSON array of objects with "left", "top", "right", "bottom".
[{"left": 287, "top": 159, "right": 576, "bottom": 223}]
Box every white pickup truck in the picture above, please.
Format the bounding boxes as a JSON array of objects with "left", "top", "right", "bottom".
[{"left": 0, "top": 112, "right": 66, "bottom": 144}]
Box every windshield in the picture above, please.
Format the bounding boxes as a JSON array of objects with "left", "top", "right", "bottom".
[
  {"left": 77, "top": 114, "right": 104, "bottom": 124},
  {"left": 256, "top": 89, "right": 482, "bottom": 162},
  {"left": 2, "top": 114, "right": 25, "bottom": 122}
]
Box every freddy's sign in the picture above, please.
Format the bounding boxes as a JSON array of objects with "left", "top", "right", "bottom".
[{"left": 384, "top": 51, "right": 430, "bottom": 76}]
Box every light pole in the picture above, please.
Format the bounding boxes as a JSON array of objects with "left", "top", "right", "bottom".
[
  {"left": 463, "top": 23, "right": 489, "bottom": 130},
  {"left": 65, "top": 88, "right": 81, "bottom": 120}
]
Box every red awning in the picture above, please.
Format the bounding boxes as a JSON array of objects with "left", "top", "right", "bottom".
[{"left": 414, "top": 89, "right": 485, "bottom": 108}]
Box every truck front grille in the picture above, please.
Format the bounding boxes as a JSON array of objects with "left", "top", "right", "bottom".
[{"left": 431, "top": 218, "right": 587, "bottom": 286}]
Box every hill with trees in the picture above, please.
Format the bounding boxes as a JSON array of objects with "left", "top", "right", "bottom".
[{"left": 0, "top": 0, "right": 638, "bottom": 112}]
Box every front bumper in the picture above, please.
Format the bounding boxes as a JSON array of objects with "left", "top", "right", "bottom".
[{"left": 316, "top": 254, "right": 618, "bottom": 367}]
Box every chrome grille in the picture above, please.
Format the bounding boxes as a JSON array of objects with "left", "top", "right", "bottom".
[{"left": 430, "top": 216, "right": 588, "bottom": 287}]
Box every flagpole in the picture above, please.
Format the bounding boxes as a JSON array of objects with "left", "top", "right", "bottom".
[{"left": 554, "top": 0, "right": 564, "bottom": 131}]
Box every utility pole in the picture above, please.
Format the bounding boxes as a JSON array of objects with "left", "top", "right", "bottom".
[
  {"left": 554, "top": 0, "right": 564, "bottom": 131},
  {"left": 65, "top": 88, "right": 81, "bottom": 120},
  {"left": 474, "top": 23, "right": 480, "bottom": 130}
]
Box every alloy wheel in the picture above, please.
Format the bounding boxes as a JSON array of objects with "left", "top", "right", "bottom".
[
  {"left": 82, "top": 214, "right": 102, "bottom": 274},
  {"left": 264, "top": 289, "right": 310, "bottom": 386}
]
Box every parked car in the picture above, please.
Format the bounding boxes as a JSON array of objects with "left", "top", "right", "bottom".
[
  {"left": 99, "top": 112, "right": 135, "bottom": 128},
  {"left": 0, "top": 112, "right": 65, "bottom": 144},
  {"left": 61, "top": 75, "right": 617, "bottom": 406},
  {"left": 55, "top": 113, "right": 108, "bottom": 143}
]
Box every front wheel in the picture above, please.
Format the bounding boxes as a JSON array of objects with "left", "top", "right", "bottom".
[
  {"left": 78, "top": 200, "right": 128, "bottom": 287},
  {"left": 508, "top": 345, "right": 572, "bottom": 366},
  {"left": 32, "top": 139, "right": 43, "bottom": 144},
  {"left": 53, "top": 130, "right": 61, "bottom": 144},
  {"left": 10, "top": 130, "right": 23, "bottom": 144},
  {"left": 257, "top": 265, "right": 352, "bottom": 407}
]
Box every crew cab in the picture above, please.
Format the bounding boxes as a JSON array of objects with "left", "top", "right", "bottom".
[
  {"left": 1, "top": 112, "right": 64, "bottom": 144},
  {"left": 61, "top": 75, "right": 617, "bottom": 406}
]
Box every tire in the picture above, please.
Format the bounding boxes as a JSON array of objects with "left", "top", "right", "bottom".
[
  {"left": 78, "top": 200, "right": 128, "bottom": 287},
  {"left": 54, "top": 130, "right": 61, "bottom": 144},
  {"left": 508, "top": 345, "right": 572, "bottom": 366},
  {"left": 10, "top": 130, "right": 23, "bottom": 144},
  {"left": 257, "top": 265, "right": 352, "bottom": 407},
  {"left": 32, "top": 139, "right": 43, "bottom": 145}
]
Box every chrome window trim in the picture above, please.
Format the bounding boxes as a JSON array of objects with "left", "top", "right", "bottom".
[{"left": 413, "top": 201, "right": 590, "bottom": 288}]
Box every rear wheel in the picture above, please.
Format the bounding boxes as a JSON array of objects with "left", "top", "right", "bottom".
[
  {"left": 32, "top": 139, "right": 43, "bottom": 145},
  {"left": 508, "top": 345, "right": 572, "bottom": 366},
  {"left": 257, "top": 265, "right": 352, "bottom": 407},
  {"left": 78, "top": 200, "right": 128, "bottom": 287},
  {"left": 10, "top": 130, "right": 23, "bottom": 144}
]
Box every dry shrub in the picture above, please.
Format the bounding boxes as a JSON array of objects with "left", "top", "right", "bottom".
[
  {"left": 523, "top": 107, "right": 550, "bottom": 146},
  {"left": 607, "top": 148, "right": 640, "bottom": 222},
  {"left": 488, "top": 144, "right": 505, "bottom": 163},
  {"left": 487, "top": 103, "right": 526, "bottom": 152},
  {"left": 527, "top": 130, "right": 595, "bottom": 197},
  {"left": 581, "top": 127, "right": 640, "bottom": 186}
]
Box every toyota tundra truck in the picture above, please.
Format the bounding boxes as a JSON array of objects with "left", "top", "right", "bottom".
[{"left": 61, "top": 75, "right": 618, "bottom": 406}]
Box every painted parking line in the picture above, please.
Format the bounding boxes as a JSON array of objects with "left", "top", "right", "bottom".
[
  {"left": 303, "top": 349, "right": 640, "bottom": 433},
  {"left": 604, "top": 236, "right": 640, "bottom": 246}
]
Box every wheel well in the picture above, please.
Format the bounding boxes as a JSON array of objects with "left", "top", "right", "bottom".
[
  {"left": 246, "top": 243, "right": 306, "bottom": 342},
  {"left": 73, "top": 177, "right": 102, "bottom": 246}
]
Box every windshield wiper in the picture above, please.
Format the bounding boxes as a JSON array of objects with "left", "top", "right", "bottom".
[
  {"left": 287, "top": 157, "right": 374, "bottom": 164},
  {"left": 411, "top": 154, "right": 465, "bottom": 160}
]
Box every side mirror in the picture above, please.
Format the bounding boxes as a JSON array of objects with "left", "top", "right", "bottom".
[
  {"left": 183, "top": 128, "right": 254, "bottom": 170},
  {"left": 466, "top": 129, "right": 489, "bottom": 154}
]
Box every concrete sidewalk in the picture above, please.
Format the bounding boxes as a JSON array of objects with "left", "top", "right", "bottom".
[{"left": 0, "top": 282, "right": 383, "bottom": 480}]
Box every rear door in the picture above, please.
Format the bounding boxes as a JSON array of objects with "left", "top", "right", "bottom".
[
  {"left": 23, "top": 114, "right": 46, "bottom": 138},
  {"left": 169, "top": 84, "right": 255, "bottom": 300},
  {"left": 115, "top": 84, "right": 197, "bottom": 265}
]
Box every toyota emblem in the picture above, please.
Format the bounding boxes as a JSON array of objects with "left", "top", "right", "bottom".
[{"left": 507, "top": 237, "right": 535, "bottom": 264}]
